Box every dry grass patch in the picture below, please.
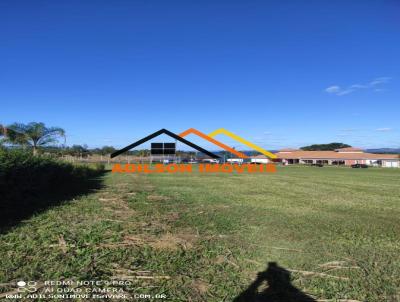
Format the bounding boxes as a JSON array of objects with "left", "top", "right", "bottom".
[
  {"left": 141, "top": 184, "right": 155, "bottom": 192},
  {"left": 191, "top": 279, "right": 210, "bottom": 295},
  {"left": 99, "top": 230, "right": 199, "bottom": 251},
  {"left": 110, "top": 266, "right": 171, "bottom": 281},
  {"left": 149, "top": 232, "right": 199, "bottom": 251},
  {"left": 125, "top": 192, "right": 137, "bottom": 196},
  {"left": 98, "top": 194, "right": 136, "bottom": 220},
  {"left": 98, "top": 197, "right": 119, "bottom": 202},
  {"left": 147, "top": 194, "right": 170, "bottom": 202}
]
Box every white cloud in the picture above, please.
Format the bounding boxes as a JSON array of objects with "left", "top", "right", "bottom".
[
  {"left": 369, "top": 77, "right": 391, "bottom": 86},
  {"left": 340, "top": 128, "right": 358, "bottom": 132},
  {"left": 375, "top": 128, "right": 392, "bottom": 132},
  {"left": 325, "top": 86, "right": 341, "bottom": 93},
  {"left": 325, "top": 77, "right": 391, "bottom": 96},
  {"left": 336, "top": 89, "right": 355, "bottom": 96},
  {"left": 350, "top": 84, "right": 367, "bottom": 89}
]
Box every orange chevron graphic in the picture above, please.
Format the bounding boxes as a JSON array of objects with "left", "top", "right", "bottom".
[{"left": 179, "top": 128, "right": 249, "bottom": 158}]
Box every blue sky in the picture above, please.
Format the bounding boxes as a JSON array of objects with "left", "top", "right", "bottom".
[{"left": 1, "top": 0, "right": 399, "bottom": 150}]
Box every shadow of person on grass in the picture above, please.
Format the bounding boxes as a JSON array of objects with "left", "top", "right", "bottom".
[
  {"left": 0, "top": 171, "right": 107, "bottom": 234},
  {"left": 233, "top": 262, "right": 316, "bottom": 302}
]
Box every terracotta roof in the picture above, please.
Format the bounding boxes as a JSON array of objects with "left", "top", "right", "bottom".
[
  {"left": 252, "top": 154, "right": 268, "bottom": 159},
  {"left": 276, "top": 150, "right": 399, "bottom": 160},
  {"left": 278, "top": 148, "right": 298, "bottom": 152},
  {"left": 335, "top": 147, "right": 363, "bottom": 152}
]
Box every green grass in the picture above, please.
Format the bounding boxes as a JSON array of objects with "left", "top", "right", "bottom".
[{"left": 0, "top": 166, "right": 399, "bottom": 301}]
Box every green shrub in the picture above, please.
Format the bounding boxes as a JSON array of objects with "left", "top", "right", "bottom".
[
  {"left": 0, "top": 149, "right": 105, "bottom": 230},
  {"left": 0, "top": 149, "right": 101, "bottom": 202},
  {"left": 94, "top": 162, "right": 105, "bottom": 171}
]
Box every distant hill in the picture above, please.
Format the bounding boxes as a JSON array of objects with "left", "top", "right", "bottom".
[
  {"left": 215, "top": 148, "right": 400, "bottom": 155},
  {"left": 300, "top": 143, "right": 351, "bottom": 151},
  {"left": 365, "top": 148, "right": 400, "bottom": 154}
]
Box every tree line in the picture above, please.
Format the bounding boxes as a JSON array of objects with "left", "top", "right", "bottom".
[
  {"left": 1, "top": 122, "right": 356, "bottom": 156},
  {"left": 0, "top": 122, "right": 119, "bottom": 157},
  {"left": 300, "top": 143, "right": 351, "bottom": 151},
  {"left": 0, "top": 122, "right": 188, "bottom": 158}
]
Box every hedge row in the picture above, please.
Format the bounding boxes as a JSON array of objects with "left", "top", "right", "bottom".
[{"left": 0, "top": 149, "right": 104, "bottom": 201}]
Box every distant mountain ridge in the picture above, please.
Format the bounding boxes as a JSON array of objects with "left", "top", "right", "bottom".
[
  {"left": 212, "top": 149, "right": 399, "bottom": 155},
  {"left": 211, "top": 150, "right": 279, "bottom": 156},
  {"left": 365, "top": 148, "right": 400, "bottom": 154}
]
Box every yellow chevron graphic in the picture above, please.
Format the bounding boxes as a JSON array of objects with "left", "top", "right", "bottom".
[{"left": 208, "top": 128, "right": 277, "bottom": 159}]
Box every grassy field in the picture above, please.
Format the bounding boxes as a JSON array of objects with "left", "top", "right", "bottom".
[{"left": 0, "top": 166, "right": 399, "bottom": 301}]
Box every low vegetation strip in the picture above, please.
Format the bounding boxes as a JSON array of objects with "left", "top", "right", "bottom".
[{"left": 0, "top": 149, "right": 105, "bottom": 231}]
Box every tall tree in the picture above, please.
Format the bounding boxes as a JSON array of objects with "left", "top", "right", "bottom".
[
  {"left": 0, "top": 124, "right": 4, "bottom": 138},
  {"left": 68, "top": 144, "right": 90, "bottom": 158},
  {"left": 5, "top": 122, "right": 65, "bottom": 155},
  {"left": 0, "top": 124, "right": 5, "bottom": 146},
  {"left": 100, "top": 146, "right": 116, "bottom": 155}
]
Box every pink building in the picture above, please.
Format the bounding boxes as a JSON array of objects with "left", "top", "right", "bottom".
[{"left": 275, "top": 147, "right": 399, "bottom": 168}]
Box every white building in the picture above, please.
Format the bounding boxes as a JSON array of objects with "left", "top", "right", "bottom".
[{"left": 250, "top": 155, "right": 270, "bottom": 164}]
